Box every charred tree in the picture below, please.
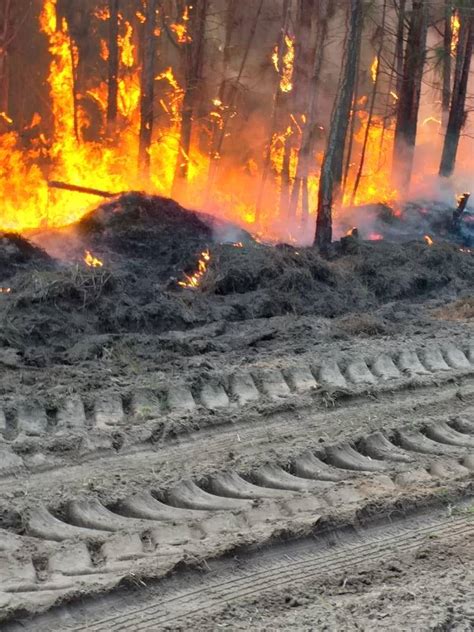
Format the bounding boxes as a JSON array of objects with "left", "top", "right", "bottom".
[
  {"left": 314, "top": 0, "right": 363, "bottom": 250},
  {"left": 0, "top": 0, "right": 12, "bottom": 115},
  {"left": 439, "top": 10, "right": 474, "bottom": 178},
  {"left": 442, "top": 1, "right": 453, "bottom": 127},
  {"left": 106, "top": 0, "right": 120, "bottom": 135},
  {"left": 351, "top": 0, "right": 387, "bottom": 204},
  {"left": 173, "top": 0, "right": 208, "bottom": 191},
  {"left": 394, "top": 0, "right": 407, "bottom": 97},
  {"left": 289, "top": 0, "right": 333, "bottom": 222},
  {"left": 391, "top": 0, "right": 427, "bottom": 190},
  {"left": 138, "top": 0, "right": 159, "bottom": 178}
]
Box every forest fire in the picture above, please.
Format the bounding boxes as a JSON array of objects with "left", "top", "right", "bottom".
[{"left": 0, "top": 1, "right": 472, "bottom": 249}]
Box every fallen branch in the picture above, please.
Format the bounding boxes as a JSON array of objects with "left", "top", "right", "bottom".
[{"left": 48, "top": 180, "right": 118, "bottom": 198}]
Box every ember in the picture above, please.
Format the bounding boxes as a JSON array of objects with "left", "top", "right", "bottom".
[
  {"left": 424, "top": 235, "right": 434, "bottom": 246},
  {"left": 84, "top": 251, "right": 103, "bottom": 268},
  {"left": 0, "top": 287, "right": 12, "bottom": 294}
]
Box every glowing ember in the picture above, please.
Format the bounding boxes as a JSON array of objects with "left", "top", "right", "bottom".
[
  {"left": 368, "top": 232, "right": 384, "bottom": 241},
  {"left": 424, "top": 235, "right": 434, "bottom": 246},
  {"left": 370, "top": 56, "right": 379, "bottom": 83},
  {"left": 272, "top": 35, "right": 295, "bottom": 93},
  {"left": 390, "top": 91, "right": 399, "bottom": 101},
  {"left": 84, "top": 251, "right": 104, "bottom": 267},
  {"left": 232, "top": 242, "right": 244, "bottom": 248},
  {"left": 178, "top": 250, "right": 211, "bottom": 288},
  {"left": 0, "top": 287, "right": 12, "bottom": 294}
]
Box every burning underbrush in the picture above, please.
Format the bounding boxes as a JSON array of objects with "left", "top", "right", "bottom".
[{"left": 0, "top": 194, "right": 473, "bottom": 362}]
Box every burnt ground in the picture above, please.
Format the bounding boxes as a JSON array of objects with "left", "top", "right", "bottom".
[
  {"left": 0, "top": 194, "right": 473, "bottom": 630},
  {"left": 0, "top": 192, "right": 473, "bottom": 370}
]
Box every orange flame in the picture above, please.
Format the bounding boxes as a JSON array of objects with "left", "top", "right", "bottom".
[
  {"left": 272, "top": 35, "right": 295, "bottom": 93},
  {"left": 424, "top": 235, "right": 434, "bottom": 246},
  {"left": 370, "top": 56, "right": 379, "bottom": 83},
  {"left": 84, "top": 251, "right": 103, "bottom": 267},
  {"left": 0, "top": 287, "right": 12, "bottom": 294},
  {"left": 451, "top": 11, "right": 460, "bottom": 55},
  {"left": 178, "top": 250, "right": 211, "bottom": 288}
]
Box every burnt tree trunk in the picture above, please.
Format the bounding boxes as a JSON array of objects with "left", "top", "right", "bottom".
[
  {"left": 138, "top": 0, "right": 159, "bottom": 178},
  {"left": 394, "top": 0, "right": 407, "bottom": 97},
  {"left": 106, "top": 0, "right": 120, "bottom": 135},
  {"left": 289, "top": 0, "right": 333, "bottom": 222},
  {"left": 173, "top": 0, "right": 208, "bottom": 191},
  {"left": 314, "top": 0, "right": 363, "bottom": 250},
  {"left": 0, "top": 0, "right": 12, "bottom": 115},
  {"left": 351, "top": 0, "right": 387, "bottom": 204},
  {"left": 391, "top": 0, "right": 427, "bottom": 190},
  {"left": 442, "top": 1, "right": 453, "bottom": 128},
  {"left": 439, "top": 11, "right": 474, "bottom": 178}
]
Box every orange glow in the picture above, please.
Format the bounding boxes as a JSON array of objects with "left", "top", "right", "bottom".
[
  {"left": 370, "top": 56, "right": 379, "bottom": 83},
  {"left": 272, "top": 35, "right": 295, "bottom": 93},
  {"left": 178, "top": 249, "right": 211, "bottom": 288},
  {"left": 0, "top": 287, "right": 12, "bottom": 294},
  {"left": 170, "top": 6, "right": 191, "bottom": 44},
  {"left": 451, "top": 11, "right": 460, "bottom": 55},
  {"left": 424, "top": 235, "right": 434, "bottom": 246},
  {"left": 368, "top": 232, "right": 384, "bottom": 241},
  {"left": 84, "top": 251, "right": 103, "bottom": 267},
  {"left": 119, "top": 21, "right": 135, "bottom": 68}
]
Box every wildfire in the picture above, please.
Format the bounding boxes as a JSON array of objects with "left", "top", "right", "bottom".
[
  {"left": 84, "top": 251, "right": 104, "bottom": 267},
  {"left": 170, "top": 6, "right": 191, "bottom": 44},
  {"left": 178, "top": 249, "right": 211, "bottom": 288},
  {"left": 119, "top": 21, "right": 136, "bottom": 68},
  {"left": 451, "top": 11, "right": 460, "bottom": 55},
  {"left": 368, "top": 232, "right": 384, "bottom": 241},
  {"left": 272, "top": 35, "right": 295, "bottom": 93},
  {"left": 424, "top": 235, "right": 434, "bottom": 246},
  {"left": 370, "top": 56, "right": 379, "bottom": 83}
]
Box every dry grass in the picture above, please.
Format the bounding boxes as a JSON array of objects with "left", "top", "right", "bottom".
[{"left": 432, "top": 296, "right": 474, "bottom": 321}]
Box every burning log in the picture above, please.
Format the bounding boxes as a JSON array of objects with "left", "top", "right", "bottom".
[{"left": 48, "top": 181, "right": 118, "bottom": 198}]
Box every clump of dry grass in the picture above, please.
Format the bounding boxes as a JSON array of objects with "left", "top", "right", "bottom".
[{"left": 432, "top": 296, "right": 474, "bottom": 321}]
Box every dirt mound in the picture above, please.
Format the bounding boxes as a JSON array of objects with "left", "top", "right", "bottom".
[
  {"left": 0, "top": 233, "right": 54, "bottom": 282},
  {"left": 0, "top": 194, "right": 472, "bottom": 360}
]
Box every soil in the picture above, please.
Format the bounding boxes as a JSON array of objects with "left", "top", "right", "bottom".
[{"left": 0, "top": 193, "right": 473, "bottom": 630}]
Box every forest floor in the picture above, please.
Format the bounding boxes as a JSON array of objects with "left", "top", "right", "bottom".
[{"left": 0, "top": 194, "right": 473, "bottom": 630}]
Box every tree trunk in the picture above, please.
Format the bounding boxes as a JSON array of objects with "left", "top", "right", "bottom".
[
  {"left": 138, "top": 0, "right": 159, "bottom": 179},
  {"left": 314, "top": 0, "right": 363, "bottom": 250},
  {"left": 439, "top": 11, "right": 473, "bottom": 178},
  {"left": 0, "top": 0, "right": 12, "bottom": 115},
  {"left": 172, "top": 0, "right": 208, "bottom": 191},
  {"left": 106, "top": 0, "right": 120, "bottom": 135},
  {"left": 391, "top": 0, "right": 427, "bottom": 190},
  {"left": 351, "top": 0, "right": 387, "bottom": 204},
  {"left": 442, "top": 1, "right": 453, "bottom": 128},
  {"left": 289, "top": 0, "right": 332, "bottom": 222},
  {"left": 255, "top": 0, "right": 291, "bottom": 223},
  {"left": 394, "top": 0, "right": 406, "bottom": 98}
]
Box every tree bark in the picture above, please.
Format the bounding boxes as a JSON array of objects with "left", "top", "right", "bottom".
[
  {"left": 106, "top": 0, "right": 120, "bottom": 135},
  {"left": 442, "top": 1, "right": 453, "bottom": 128},
  {"left": 289, "top": 0, "right": 332, "bottom": 222},
  {"left": 394, "top": 0, "right": 406, "bottom": 98},
  {"left": 314, "top": 0, "right": 363, "bottom": 250},
  {"left": 439, "top": 11, "right": 473, "bottom": 178},
  {"left": 351, "top": 0, "right": 387, "bottom": 204},
  {"left": 138, "top": 0, "right": 159, "bottom": 179},
  {"left": 172, "top": 0, "right": 208, "bottom": 191},
  {"left": 0, "top": 0, "right": 12, "bottom": 115},
  {"left": 391, "top": 0, "right": 427, "bottom": 191}
]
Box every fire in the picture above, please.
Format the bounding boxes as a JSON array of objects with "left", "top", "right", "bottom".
[
  {"left": 178, "top": 249, "right": 211, "bottom": 288},
  {"left": 451, "top": 11, "right": 460, "bottom": 55},
  {"left": 84, "top": 251, "right": 103, "bottom": 267},
  {"left": 119, "top": 21, "right": 136, "bottom": 68},
  {"left": 370, "top": 56, "right": 379, "bottom": 83},
  {"left": 390, "top": 91, "right": 399, "bottom": 101},
  {"left": 272, "top": 35, "right": 295, "bottom": 93},
  {"left": 170, "top": 6, "right": 191, "bottom": 44},
  {"left": 368, "top": 232, "right": 384, "bottom": 241},
  {"left": 0, "top": 287, "right": 12, "bottom": 294},
  {"left": 424, "top": 235, "right": 434, "bottom": 246}
]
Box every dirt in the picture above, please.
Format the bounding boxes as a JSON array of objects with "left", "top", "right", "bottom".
[{"left": 0, "top": 194, "right": 473, "bottom": 629}]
